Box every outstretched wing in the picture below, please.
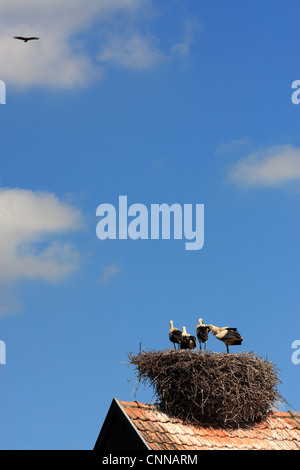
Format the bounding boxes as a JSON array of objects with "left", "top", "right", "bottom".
[{"left": 14, "top": 36, "right": 39, "bottom": 42}]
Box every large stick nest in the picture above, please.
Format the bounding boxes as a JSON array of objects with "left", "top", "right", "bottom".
[{"left": 128, "top": 349, "right": 285, "bottom": 428}]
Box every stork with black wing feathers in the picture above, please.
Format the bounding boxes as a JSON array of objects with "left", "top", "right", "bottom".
[
  {"left": 196, "top": 318, "right": 210, "bottom": 351},
  {"left": 169, "top": 321, "right": 182, "bottom": 349},
  {"left": 208, "top": 324, "right": 243, "bottom": 353}
]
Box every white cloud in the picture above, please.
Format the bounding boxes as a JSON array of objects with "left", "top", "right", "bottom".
[
  {"left": 0, "top": 0, "right": 143, "bottom": 88},
  {"left": 0, "top": 188, "right": 83, "bottom": 284},
  {"left": 0, "top": 0, "right": 197, "bottom": 89},
  {"left": 228, "top": 145, "right": 300, "bottom": 188}
]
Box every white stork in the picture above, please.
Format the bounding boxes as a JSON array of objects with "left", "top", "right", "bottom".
[
  {"left": 196, "top": 318, "right": 210, "bottom": 351},
  {"left": 169, "top": 321, "right": 182, "bottom": 349},
  {"left": 208, "top": 324, "right": 243, "bottom": 353},
  {"left": 180, "top": 326, "right": 196, "bottom": 350}
]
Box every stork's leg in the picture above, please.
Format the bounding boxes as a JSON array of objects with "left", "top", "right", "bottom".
[
  {"left": 226, "top": 344, "right": 229, "bottom": 353},
  {"left": 200, "top": 343, "right": 202, "bottom": 350}
]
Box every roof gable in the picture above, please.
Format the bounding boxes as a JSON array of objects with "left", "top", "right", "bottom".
[
  {"left": 94, "top": 398, "right": 150, "bottom": 451},
  {"left": 105, "top": 400, "right": 300, "bottom": 450}
]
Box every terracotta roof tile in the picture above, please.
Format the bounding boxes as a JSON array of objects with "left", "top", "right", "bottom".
[{"left": 117, "top": 400, "right": 300, "bottom": 450}]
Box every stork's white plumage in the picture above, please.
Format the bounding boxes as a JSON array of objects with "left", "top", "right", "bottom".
[
  {"left": 169, "top": 320, "right": 182, "bottom": 349},
  {"left": 208, "top": 324, "right": 243, "bottom": 353},
  {"left": 196, "top": 318, "right": 210, "bottom": 351},
  {"left": 180, "top": 326, "right": 196, "bottom": 350}
]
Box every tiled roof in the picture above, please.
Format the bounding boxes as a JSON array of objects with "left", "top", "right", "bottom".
[{"left": 117, "top": 400, "right": 300, "bottom": 450}]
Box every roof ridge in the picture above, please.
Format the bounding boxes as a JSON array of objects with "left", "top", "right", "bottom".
[
  {"left": 120, "top": 400, "right": 296, "bottom": 414},
  {"left": 120, "top": 401, "right": 300, "bottom": 425},
  {"left": 120, "top": 400, "right": 295, "bottom": 424}
]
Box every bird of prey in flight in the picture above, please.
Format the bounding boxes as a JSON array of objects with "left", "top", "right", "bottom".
[{"left": 14, "top": 36, "right": 40, "bottom": 43}]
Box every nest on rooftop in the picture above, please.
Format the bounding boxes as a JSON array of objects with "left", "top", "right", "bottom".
[{"left": 128, "top": 349, "right": 285, "bottom": 428}]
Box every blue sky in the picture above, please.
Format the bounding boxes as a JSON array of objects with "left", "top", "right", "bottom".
[{"left": 0, "top": 0, "right": 299, "bottom": 450}]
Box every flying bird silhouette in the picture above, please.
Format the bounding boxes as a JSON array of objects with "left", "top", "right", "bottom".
[
  {"left": 208, "top": 324, "right": 243, "bottom": 353},
  {"left": 14, "top": 36, "right": 40, "bottom": 43}
]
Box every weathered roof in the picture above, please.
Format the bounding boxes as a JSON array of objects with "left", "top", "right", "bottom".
[{"left": 116, "top": 399, "right": 300, "bottom": 450}]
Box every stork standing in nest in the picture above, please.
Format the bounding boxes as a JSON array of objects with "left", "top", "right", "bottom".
[
  {"left": 208, "top": 324, "right": 243, "bottom": 353},
  {"left": 180, "top": 326, "right": 196, "bottom": 350},
  {"left": 196, "top": 318, "right": 210, "bottom": 351},
  {"left": 169, "top": 321, "right": 182, "bottom": 349}
]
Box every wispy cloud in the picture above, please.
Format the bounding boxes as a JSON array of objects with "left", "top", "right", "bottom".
[
  {"left": 98, "top": 32, "right": 164, "bottom": 70},
  {"left": 228, "top": 145, "right": 300, "bottom": 188},
  {"left": 0, "top": 0, "right": 199, "bottom": 89},
  {"left": 0, "top": 287, "right": 21, "bottom": 315},
  {"left": 171, "top": 18, "right": 202, "bottom": 59},
  {"left": 100, "top": 263, "right": 121, "bottom": 283},
  {"left": 215, "top": 138, "right": 250, "bottom": 155}
]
